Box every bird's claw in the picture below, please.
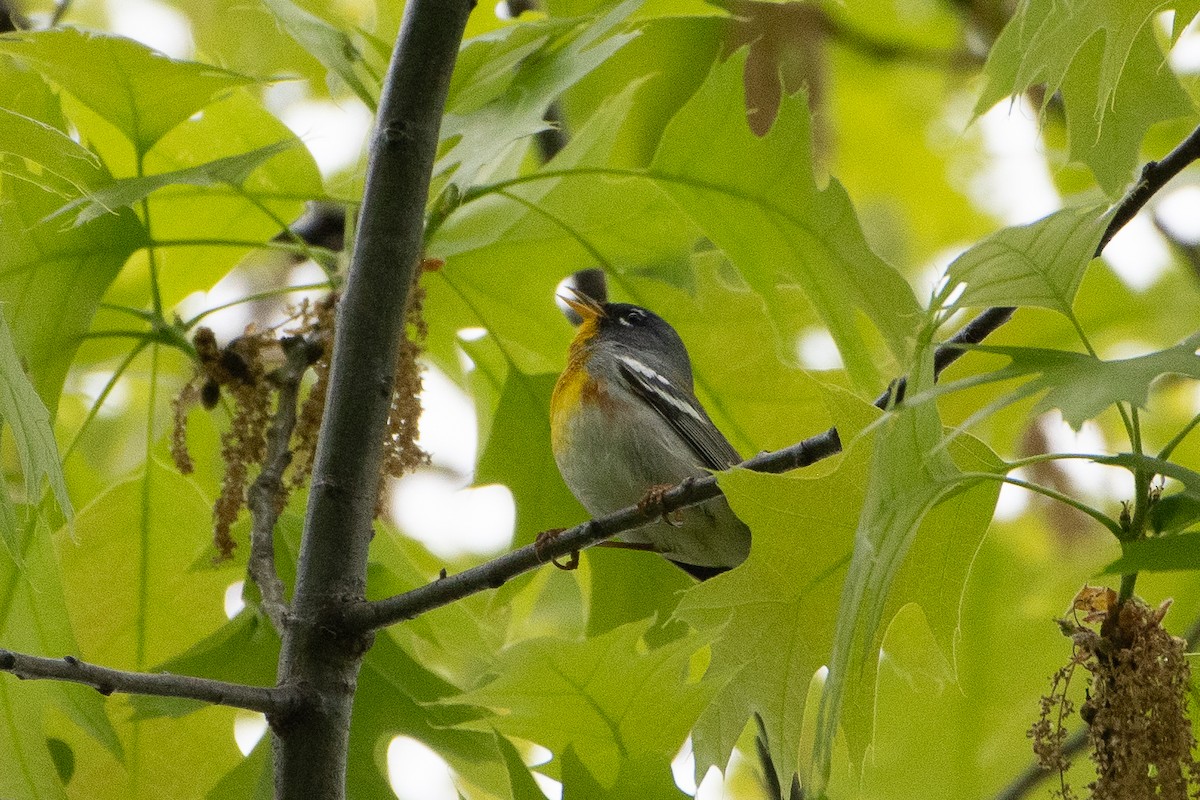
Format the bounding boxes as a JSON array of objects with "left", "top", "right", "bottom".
[
  {"left": 534, "top": 528, "right": 580, "bottom": 571},
  {"left": 638, "top": 484, "right": 684, "bottom": 527}
]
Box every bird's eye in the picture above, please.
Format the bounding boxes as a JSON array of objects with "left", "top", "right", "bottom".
[{"left": 624, "top": 308, "right": 646, "bottom": 324}]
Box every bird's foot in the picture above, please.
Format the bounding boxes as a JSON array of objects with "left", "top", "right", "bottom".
[
  {"left": 534, "top": 528, "right": 579, "bottom": 571},
  {"left": 638, "top": 484, "right": 684, "bottom": 527}
]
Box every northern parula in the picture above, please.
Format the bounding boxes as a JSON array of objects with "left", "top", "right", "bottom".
[{"left": 550, "top": 292, "right": 750, "bottom": 580}]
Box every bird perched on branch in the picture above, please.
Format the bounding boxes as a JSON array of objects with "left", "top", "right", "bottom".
[{"left": 548, "top": 283, "right": 750, "bottom": 580}]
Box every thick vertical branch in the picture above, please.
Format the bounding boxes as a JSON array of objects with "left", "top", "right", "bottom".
[{"left": 272, "top": 2, "right": 472, "bottom": 798}]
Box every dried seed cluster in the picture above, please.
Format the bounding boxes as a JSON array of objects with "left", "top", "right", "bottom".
[
  {"left": 378, "top": 281, "right": 431, "bottom": 515},
  {"left": 1031, "top": 588, "right": 1200, "bottom": 800},
  {"left": 171, "top": 280, "right": 429, "bottom": 560}
]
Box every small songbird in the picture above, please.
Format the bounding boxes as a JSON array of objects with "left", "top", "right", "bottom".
[{"left": 549, "top": 292, "right": 750, "bottom": 580}]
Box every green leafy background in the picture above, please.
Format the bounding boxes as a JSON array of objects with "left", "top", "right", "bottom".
[{"left": 2, "top": 0, "right": 1200, "bottom": 798}]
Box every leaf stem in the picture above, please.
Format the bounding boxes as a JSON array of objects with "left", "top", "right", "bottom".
[
  {"left": 956, "top": 471, "right": 1123, "bottom": 538},
  {"left": 182, "top": 281, "right": 336, "bottom": 329}
]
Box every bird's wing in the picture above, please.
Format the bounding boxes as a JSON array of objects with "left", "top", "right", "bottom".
[{"left": 615, "top": 355, "right": 742, "bottom": 471}]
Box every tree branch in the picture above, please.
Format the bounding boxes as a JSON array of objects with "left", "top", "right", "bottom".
[
  {"left": 247, "top": 335, "right": 322, "bottom": 633},
  {"left": 345, "top": 118, "right": 1200, "bottom": 636},
  {"left": 272, "top": 0, "right": 473, "bottom": 797},
  {"left": 1097, "top": 122, "right": 1200, "bottom": 256},
  {"left": 0, "top": 647, "right": 293, "bottom": 716}
]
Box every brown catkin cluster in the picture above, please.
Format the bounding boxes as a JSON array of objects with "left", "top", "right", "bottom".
[
  {"left": 285, "top": 294, "right": 338, "bottom": 491},
  {"left": 1032, "top": 589, "right": 1200, "bottom": 800},
  {"left": 172, "top": 275, "right": 431, "bottom": 557},
  {"left": 377, "top": 280, "right": 431, "bottom": 515},
  {"left": 208, "top": 328, "right": 274, "bottom": 560}
]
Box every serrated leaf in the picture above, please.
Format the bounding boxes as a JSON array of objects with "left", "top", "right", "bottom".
[
  {"left": 261, "top": 0, "right": 379, "bottom": 110},
  {"left": 678, "top": 363, "right": 999, "bottom": 790},
  {"left": 448, "top": 618, "right": 717, "bottom": 790},
  {"left": 650, "top": 51, "right": 920, "bottom": 391},
  {"left": 1102, "top": 530, "right": 1200, "bottom": 574},
  {"left": 350, "top": 632, "right": 528, "bottom": 800},
  {"left": 0, "top": 28, "right": 255, "bottom": 154},
  {"left": 439, "top": 0, "right": 640, "bottom": 189},
  {"left": 675, "top": 386, "right": 881, "bottom": 786},
  {"left": 0, "top": 67, "right": 148, "bottom": 408},
  {"left": 49, "top": 139, "right": 297, "bottom": 226},
  {"left": 976, "top": 0, "right": 1200, "bottom": 194},
  {"left": 1060, "top": 24, "right": 1195, "bottom": 195},
  {"left": 813, "top": 347, "right": 963, "bottom": 789},
  {"left": 946, "top": 205, "right": 1112, "bottom": 315},
  {"left": 0, "top": 107, "right": 105, "bottom": 199},
  {"left": 0, "top": 520, "right": 122, "bottom": 798},
  {"left": 910, "top": 333, "right": 1200, "bottom": 431},
  {"left": 0, "top": 309, "right": 72, "bottom": 542},
  {"left": 560, "top": 745, "right": 688, "bottom": 799}
]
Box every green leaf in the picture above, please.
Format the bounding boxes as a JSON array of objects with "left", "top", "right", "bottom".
[
  {"left": 448, "top": 618, "right": 717, "bottom": 790},
  {"left": 45, "top": 737, "right": 75, "bottom": 785},
  {"left": 0, "top": 28, "right": 255, "bottom": 154},
  {"left": 0, "top": 68, "right": 148, "bottom": 409},
  {"left": 0, "top": 107, "right": 105, "bottom": 199},
  {"left": 1102, "top": 531, "right": 1200, "bottom": 574},
  {"left": 0, "top": 520, "right": 121, "bottom": 799},
  {"left": 1150, "top": 492, "right": 1200, "bottom": 536},
  {"left": 53, "top": 459, "right": 243, "bottom": 798},
  {"left": 206, "top": 737, "right": 273, "bottom": 800},
  {"left": 975, "top": 0, "right": 1200, "bottom": 194},
  {"left": 0, "top": 681, "right": 67, "bottom": 799},
  {"left": 260, "top": 0, "right": 379, "bottom": 110},
  {"left": 650, "top": 51, "right": 921, "bottom": 391},
  {"left": 439, "top": 0, "right": 640, "bottom": 189},
  {"left": 560, "top": 745, "right": 688, "bottom": 799},
  {"left": 50, "top": 140, "right": 298, "bottom": 226},
  {"left": 675, "top": 386, "right": 881, "bottom": 786},
  {"left": 813, "top": 347, "right": 963, "bottom": 789},
  {"left": 139, "top": 91, "right": 323, "bottom": 309},
  {"left": 0, "top": 308, "right": 72, "bottom": 542},
  {"left": 945, "top": 205, "right": 1112, "bottom": 315},
  {"left": 912, "top": 333, "right": 1200, "bottom": 431},
  {"left": 677, "top": 364, "right": 999, "bottom": 790},
  {"left": 350, "top": 632, "right": 532, "bottom": 800},
  {"left": 128, "top": 608, "right": 280, "bottom": 719},
  {"left": 472, "top": 363, "right": 581, "bottom": 548},
  {"left": 1060, "top": 24, "right": 1195, "bottom": 195},
  {"left": 428, "top": 79, "right": 697, "bottom": 378}
]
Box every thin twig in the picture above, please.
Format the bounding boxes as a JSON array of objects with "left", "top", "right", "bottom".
[
  {"left": 346, "top": 117, "right": 1200, "bottom": 636},
  {"left": 0, "top": 647, "right": 293, "bottom": 716},
  {"left": 1097, "top": 122, "right": 1200, "bottom": 256},
  {"left": 247, "top": 335, "right": 321, "bottom": 633}
]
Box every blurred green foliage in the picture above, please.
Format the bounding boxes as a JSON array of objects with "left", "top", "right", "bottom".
[{"left": 1, "top": 0, "right": 1199, "bottom": 798}]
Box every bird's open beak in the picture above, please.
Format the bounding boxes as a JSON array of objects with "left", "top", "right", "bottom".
[{"left": 560, "top": 287, "right": 604, "bottom": 323}]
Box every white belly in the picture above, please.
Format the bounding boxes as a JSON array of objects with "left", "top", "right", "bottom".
[{"left": 553, "top": 394, "right": 750, "bottom": 569}]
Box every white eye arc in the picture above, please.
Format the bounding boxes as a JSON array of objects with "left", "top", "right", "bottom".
[{"left": 624, "top": 308, "right": 646, "bottom": 325}]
